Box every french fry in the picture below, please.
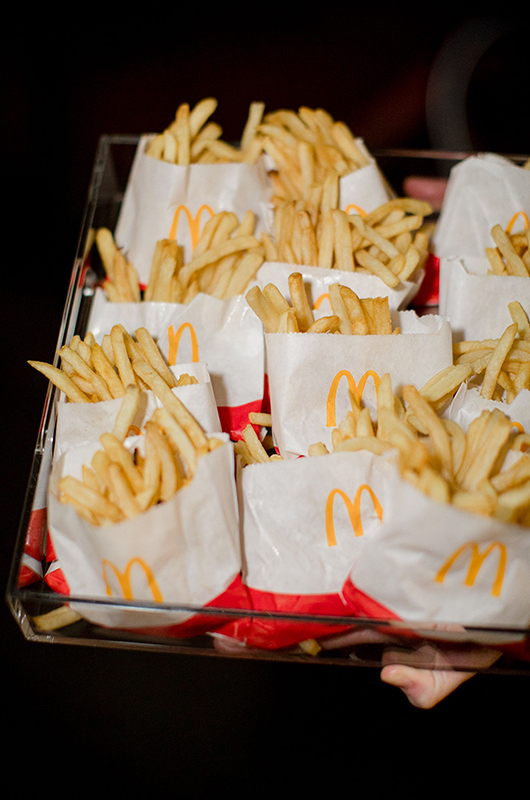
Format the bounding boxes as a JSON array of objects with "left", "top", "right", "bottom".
[
  {"left": 100, "top": 432, "right": 144, "bottom": 494},
  {"left": 306, "top": 315, "right": 341, "bottom": 333},
  {"left": 490, "top": 224, "right": 529, "bottom": 277},
  {"left": 110, "top": 325, "right": 138, "bottom": 390},
  {"left": 135, "top": 327, "right": 177, "bottom": 388},
  {"left": 59, "top": 475, "right": 124, "bottom": 524},
  {"left": 151, "top": 406, "right": 198, "bottom": 477},
  {"left": 480, "top": 323, "right": 518, "bottom": 400},
  {"left": 288, "top": 272, "right": 314, "bottom": 331},
  {"left": 242, "top": 424, "right": 271, "bottom": 463},
  {"left": 246, "top": 285, "right": 281, "bottom": 332},
  {"left": 144, "top": 420, "right": 181, "bottom": 500},
  {"left": 338, "top": 286, "right": 369, "bottom": 334},
  {"left": 28, "top": 361, "right": 91, "bottom": 403},
  {"left": 132, "top": 358, "right": 209, "bottom": 455},
  {"left": 112, "top": 384, "right": 141, "bottom": 442}
]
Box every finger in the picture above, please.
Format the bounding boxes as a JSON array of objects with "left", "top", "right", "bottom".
[
  {"left": 403, "top": 176, "right": 447, "bottom": 211},
  {"left": 318, "top": 628, "right": 399, "bottom": 650},
  {"left": 380, "top": 664, "right": 474, "bottom": 708}
]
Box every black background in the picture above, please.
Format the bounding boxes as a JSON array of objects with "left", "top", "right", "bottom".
[{"left": 3, "top": 6, "right": 529, "bottom": 789}]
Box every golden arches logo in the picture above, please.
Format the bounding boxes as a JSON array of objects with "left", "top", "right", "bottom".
[
  {"left": 506, "top": 211, "right": 529, "bottom": 234},
  {"left": 313, "top": 293, "right": 331, "bottom": 310},
  {"left": 325, "top": 486, "right": 383, "bottom": 547},
  {"left": 127, "top": 425, "right": 143, "bottom": 437},
  {"left": 168, "top": 205, "right": 214, "bottom": 250},
  {"left": 345, "top": 204, "right": 367, "bottom": 217},
  {"left": 167, "top": 323, "right": 199, "bottom": 366},
  {"left": 512, "top": 421, "right": 525, "bottom": 435},
  {"left": 435, "top": 541, "right": 506, "bottom": 598},
  {"left": 326, "top": 370, "right": 381, "bottom": 426},
  {"left": 102, "top": 557, "right": 164, "bottom": 602}
]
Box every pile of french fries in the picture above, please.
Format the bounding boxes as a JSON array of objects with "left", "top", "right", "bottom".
[
  {"left": 145, "top": 98, "right": 265, "bottom": 165},
  {"left": 150, "top": 209, "right": 264, "bottom": 302},
  {"left": 58, "top": 384, "right": 222, "bottom": 526},
  {"left": 95, "top": 209, "right": 265, "bottom": 303},
  {"left": 485, "top": 222, "right": 530, "bottom": 277},
  {"left": 408, "top": 302, "right": 530, "bottom": 410},
  {"left": 246, "top": 272, "right": 396, "bottom": 335},
  {"left": 309, "top": 373, "right": 530, "bottom": 526},
  {"left": 28, "top": 325, "right": 197, "bottom": 404},
  {"left": 233, "top": 417, "right": 282, "bottom": 467},
  {"left": 257, "top": 106, "right": 370, "bottom": 204},
  {"left": 95, "top": 228, "right": 141, "bottom": 303},
  {"left": 263, "top": 198, "right": 432, "bottom": 285}
]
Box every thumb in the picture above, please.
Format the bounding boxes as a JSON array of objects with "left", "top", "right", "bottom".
[{"left": 380, "top": 664, "right": 474, "bottom": 709}]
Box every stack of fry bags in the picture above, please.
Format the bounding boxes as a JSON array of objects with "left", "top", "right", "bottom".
[
  {"left": 47, "top": 392, "right": 249, "bottom": 636},
  {"left": 435, "top": 154, "right": 530, "bottom": 340},
  {"left": 433, "top": 154, "right": 530, "bottom": 259}
]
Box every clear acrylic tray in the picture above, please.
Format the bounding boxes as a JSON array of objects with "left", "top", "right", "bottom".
[{"left": 6, "top": 136, "right": 530, "bottom": 674}]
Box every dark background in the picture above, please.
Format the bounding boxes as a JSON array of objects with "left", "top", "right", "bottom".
[{"left": 3, "top": 6, "right": 529, "bottom": 789}]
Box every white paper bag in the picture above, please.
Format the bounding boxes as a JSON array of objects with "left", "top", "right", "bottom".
[
  {"left": 114, "top": 135, "right": 273, "bottom": 284},
  {"left": 241, "top": 449, "right": 392, "bottom": 596},
  {"left": 55, "top": 362, "right": 221, "bottom": 458},
  {"left": 345, "top": 466, "right": 530, "bottom": 640},
  {"left": 224, "top": 449, "right": 392, "bottom": 649},
  {"left": 338, "top": 143, "right": 394, "bottom": 212},
  {"left": 256, "top": 260, "right": 424, "bottom": 314},
  {"left": 266, "top": 311, "right": 453, "bottom": 459},
  {"left": 442, "top": 383, "right": 530, "bottom": 440},
  {"left": 47, "top": 435, "right": 243, "bottom": 632},
  {"left": 87, "top": 287, "right": 179, "bottom": 338},
  {"left": 439, "top": 255, "right": 530, "bottom": 341},
  {"left": 433, "top": 153, "right": 530, "bottom": 259}
]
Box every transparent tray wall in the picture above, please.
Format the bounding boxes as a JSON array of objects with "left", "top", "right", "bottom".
[{"left": 6, "top": 136, "right": 530, "bottom": 674}]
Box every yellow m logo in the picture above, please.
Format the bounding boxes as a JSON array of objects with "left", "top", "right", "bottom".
[
  {"left": 167, "top": 323, "right": 199, "bottom": 366},
  {"left": 506, "top": 211, "right": 529, "bottom": 234},
  {"left": 168, "top": 205, "right": 214, "bottom": 250},
  {"left": 127, "top": 425, "right": 143, "bottom": 437},
  {"left": 326, "top": 369, "right": 381, "bottom": 426},
  {"left": 102, "top": 557, "right": 164, "bottom": 602},
  {"left": 325, "top": 486, "right": 383, "bottom": 547},
  {"left": 435, "top": 541, "right": 507, "bottom": 598},
  {"left": 345, "top": 204, "right": 367, "bottom": 217},
  {"left": 313, "top": 293, "right": 331, "bottom": 311}
]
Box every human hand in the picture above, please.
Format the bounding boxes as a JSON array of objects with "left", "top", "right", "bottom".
[
  {"left": 403, "top": 175, "right": 448, "bottom": 212},
  {"left": 319, "top": 625, "right": 499, "bottom": 709}
]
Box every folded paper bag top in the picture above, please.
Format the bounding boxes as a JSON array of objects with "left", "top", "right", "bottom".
[
  {"left": 439, "top": 256, "right": 530, "bottom": 342},
  {"left": 433, "top": 153, "right": 530, "bottom": 260}
]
